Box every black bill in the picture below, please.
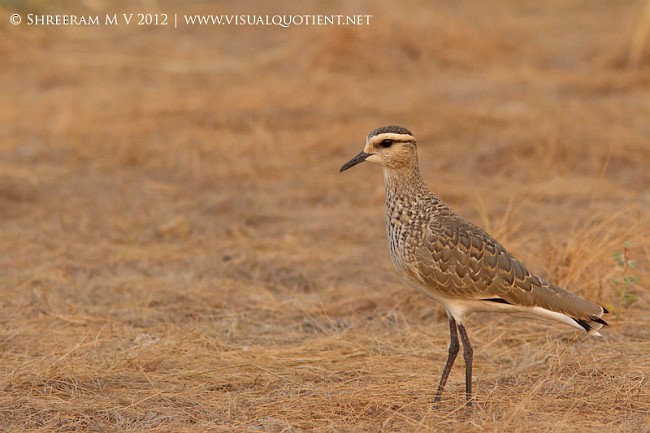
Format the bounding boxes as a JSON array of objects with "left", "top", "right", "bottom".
[{"left": 340, "top": 151, "right": 371, "bottom": 172}]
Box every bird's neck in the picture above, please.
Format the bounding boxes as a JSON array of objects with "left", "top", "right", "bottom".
[{"left": 383, "top": 164, "right": 435, "bottom": 206}]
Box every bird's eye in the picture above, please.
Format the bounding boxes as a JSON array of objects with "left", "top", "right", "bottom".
[{"left": 380, "top": 139, "right": 394, "bottom": 148}]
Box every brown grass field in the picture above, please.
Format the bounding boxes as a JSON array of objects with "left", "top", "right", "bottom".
[{"left": 1, "top": 0, "right": 649, "bottom": 431}]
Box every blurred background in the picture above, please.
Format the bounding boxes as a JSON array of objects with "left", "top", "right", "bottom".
[{"left": 0, "top": 0, "right": 649, "bottom": 431}]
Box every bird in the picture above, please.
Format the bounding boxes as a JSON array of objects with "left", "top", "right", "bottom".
[{"left": 339, "top": 125, "right": 608, "bottom": 405}]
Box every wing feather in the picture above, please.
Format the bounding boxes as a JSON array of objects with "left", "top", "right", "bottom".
[{"left": 418, "top": 214, "right": 603, "bottom": 320}]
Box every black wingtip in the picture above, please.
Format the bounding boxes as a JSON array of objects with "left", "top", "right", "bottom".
[
  {"left": 574, "top": 318, "right": 591, "bottom": 333},
  {"left": 573, "top": 316, "right": 608, "bottom": 333},
  {"left": 482, "top": 297, "right": 512, "bottom": 305},
  {"left": 591, "top": 316, "right": 609, "bottom": 326}
]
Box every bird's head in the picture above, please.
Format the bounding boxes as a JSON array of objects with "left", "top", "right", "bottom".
[{"left": 340, "top": 125, "right": 417, "bottom": 172}]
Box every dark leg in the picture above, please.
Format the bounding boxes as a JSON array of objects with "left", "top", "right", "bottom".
[
  {"left": 434, "top": 317, "right": 460, "bottom": 403},
  {"left": 458, "top": 324, "right": 474, "bottom": 405}
]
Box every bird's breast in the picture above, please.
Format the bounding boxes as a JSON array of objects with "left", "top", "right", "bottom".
[{"left": 386, "top": 203, "right": 426, "bottom": 274}]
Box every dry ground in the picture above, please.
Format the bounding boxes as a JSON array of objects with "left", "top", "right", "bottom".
[{"left": 1, "top": 0, "right": 649, "bottom": 432}]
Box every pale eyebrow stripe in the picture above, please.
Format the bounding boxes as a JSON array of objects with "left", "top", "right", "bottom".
[{"left": 371, "top": 133, "right": 414, "bottom": 143}]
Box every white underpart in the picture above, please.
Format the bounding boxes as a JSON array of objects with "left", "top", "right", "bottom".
[{"left": 405, "top": 281, "right": 603, "bottom": 336}]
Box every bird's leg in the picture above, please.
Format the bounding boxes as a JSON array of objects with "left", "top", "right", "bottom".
[
  {"left": 458, "top": 324, "right": 474, "bottom": 405},
  {"left": 434, "top": 317, "right": 460, "bottom": 403}
]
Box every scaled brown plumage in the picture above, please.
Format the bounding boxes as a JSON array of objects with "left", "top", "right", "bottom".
[{"left": 340, "top": 126, "right": 608, "bottom": 405}]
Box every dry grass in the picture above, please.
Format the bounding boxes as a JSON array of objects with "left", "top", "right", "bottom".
[{"left": 1, "top": 0, "right": 649, "bottom": 431}]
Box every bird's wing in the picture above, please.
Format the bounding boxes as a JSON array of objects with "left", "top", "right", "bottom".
[{"left": 414, "top": 215, "right": 603, "bottom": 320}]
